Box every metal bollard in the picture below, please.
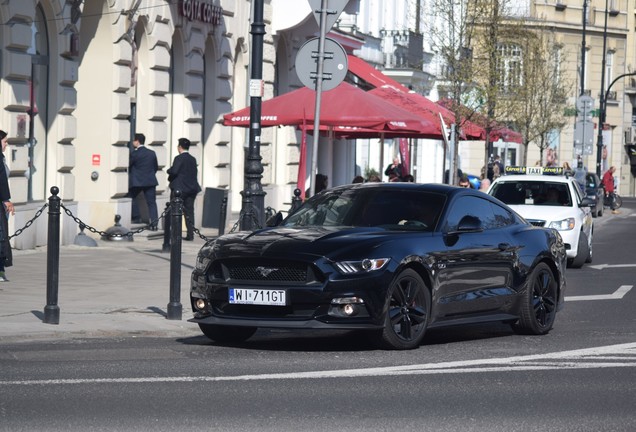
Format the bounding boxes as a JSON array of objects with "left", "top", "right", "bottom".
[
  {"left": 162, "top": 202, "right": 171, "bottom": 253},
  {"left": 167, "top": 190, "right": 183, "bottom": 320},
  {"left": 219, "top": 195, "right": 228, "bottom": 236},
  {"left": 290, "top": 188, "right": 303, "bottom": 214},
  {"left": 44, "top": 187, "right": 61, "bottom": 324}
]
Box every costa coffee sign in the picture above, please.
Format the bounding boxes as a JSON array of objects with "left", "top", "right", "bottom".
[{"left": 179, "top": 0, "right": 222, "bottom": 25}]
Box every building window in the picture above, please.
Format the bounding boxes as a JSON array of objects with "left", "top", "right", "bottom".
[
  {"left": 605, "top": 51, "right": 614, "bottom": 92},
  {"left": 496, "top": 43, "right": 523, "bottom": 93}
]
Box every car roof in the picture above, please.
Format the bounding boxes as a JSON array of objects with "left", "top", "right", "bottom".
[
  {"left": 326, "top": 181, "right": 507, "bottom": 206},
  {"left": 493, "top": 174, "right": 572, "bottom": 184}
]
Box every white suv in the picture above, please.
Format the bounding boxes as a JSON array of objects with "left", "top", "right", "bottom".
[{"left": 488, "top": 166, "right": 594, "bottom": 268}]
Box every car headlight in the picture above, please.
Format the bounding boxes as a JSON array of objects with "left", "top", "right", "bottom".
[
  {"left": 548, "top": 218, "right": 575, "bottom": 231},
  {"left": 334, "top": 258, "right": 390, "bottom": 275},
  {"left": 195, "top": 255, "right": 212, "bottom": 271}
]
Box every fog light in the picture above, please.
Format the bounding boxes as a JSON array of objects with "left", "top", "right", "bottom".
[
  {"left": 342, "top": 304, "right": 357, "bottom": 316},
  {"left": 195, "top": 298, "right": 207, "bottom": 311}
]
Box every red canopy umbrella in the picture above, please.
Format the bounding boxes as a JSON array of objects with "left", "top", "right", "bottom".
[
  {"left": 223, "top": 82, "right": 439, "bottom": 136},
  {"left": 368, "top": 87, "right": 485, "bottom": 140}
]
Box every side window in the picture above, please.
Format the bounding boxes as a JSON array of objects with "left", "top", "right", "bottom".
[
  {"left": 445, "top": 196, "right": 497, "bottom": 231},
  {"left": 489, "top": 202, "right": 515, "bottom": 228}
]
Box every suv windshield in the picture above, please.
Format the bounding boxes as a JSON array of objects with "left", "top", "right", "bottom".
[
  {"left": 490, "top": 181, "right": 572, "bottom": 207},
  {"left": 283, "top": 187, "right": 446, "bottom": 230}
]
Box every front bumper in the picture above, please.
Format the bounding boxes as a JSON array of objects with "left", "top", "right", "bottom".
[{"left": 189, "top": 265, "right": 393, "bottom": 330}]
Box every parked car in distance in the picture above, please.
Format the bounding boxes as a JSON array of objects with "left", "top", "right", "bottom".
[
  {"left": 488, "top": 165, "right": 594, "bottom": 268},
  {"left": 585, "top": 172, "right": 604, "bottom": 217},
  {"left": 190, "top": 182, "right": 567, "bottom": 350}
]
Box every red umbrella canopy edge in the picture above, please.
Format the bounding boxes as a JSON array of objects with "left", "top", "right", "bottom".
[{"left": 223, "top": 82, "right": 440, "bottom": 136}]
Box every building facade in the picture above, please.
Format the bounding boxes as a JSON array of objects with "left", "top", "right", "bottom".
[{"left": 0, "top": 0, "right": 284, "bottom": 249}]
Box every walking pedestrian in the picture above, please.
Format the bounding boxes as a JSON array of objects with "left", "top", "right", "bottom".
[
  {"left": 0, "top": 130, "right": 15, "bottom": 282},
  {"left": 129, "top": 133, "right": 159, "bottom": 229},
  {"left": 167, "top": 138, "right": 201, "bottom": 240},
  {"left": 602, "top": 165, "right": 619, "bottom": 214}
]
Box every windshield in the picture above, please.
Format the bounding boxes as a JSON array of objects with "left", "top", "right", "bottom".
[
  {"left": 490, "top": 181, "right": 572, "bottom": 207},
  {"left": 283, "top": 188, "right": 446, "bottom": 231}
]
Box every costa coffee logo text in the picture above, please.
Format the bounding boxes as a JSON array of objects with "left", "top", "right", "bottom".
[{"left": 180, "top": 0, "right": 222, "bottom": 25}]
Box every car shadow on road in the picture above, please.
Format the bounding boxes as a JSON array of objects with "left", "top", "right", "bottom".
[{"left": 176, "top": 322, "right": 516, "bottom": 352}]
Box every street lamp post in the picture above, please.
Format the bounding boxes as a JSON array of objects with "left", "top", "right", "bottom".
[
  {"left": 595, "top": 0, "right": 609, "bottom": 177},
  {"left": 596, "top": 71, "right": 636, "bottom": 175},
  {"left": 240, "top": 0, "right": 266, "bottom": 231}
]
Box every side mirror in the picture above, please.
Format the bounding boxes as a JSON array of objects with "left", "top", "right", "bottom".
[
  {"left": 457, "top": 215, "right": 483, "bottom": 233},
  {"left": 580, "top": 197, "right": 595, "bottom": 208},
  {"left": 266, "top": 212, "right": 283, "bottom": 227},
  {"left": 446, "top": 215, "right": 483, "bottom": 237}
]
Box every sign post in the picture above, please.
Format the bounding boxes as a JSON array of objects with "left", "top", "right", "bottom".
[{"left": 299, "top": 0, "right": 349, "bottom": 197}]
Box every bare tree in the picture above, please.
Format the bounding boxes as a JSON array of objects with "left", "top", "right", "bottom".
[
  {"left": 427, "top": 0, "right": 521, "bottom": 182},
  {"left": 501, "top": 25, "right": 572, "bottom": 166},
  {"left": 426, "top": 0, "right": 479, "bottom": 185}
]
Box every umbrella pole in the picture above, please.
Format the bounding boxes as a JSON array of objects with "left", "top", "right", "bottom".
[{"left": 380, "top": 133, "right": 385, "bottom": 180}]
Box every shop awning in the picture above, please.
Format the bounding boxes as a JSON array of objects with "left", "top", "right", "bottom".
[{"left": 347, "top": 55, "right": 410, "bottom": 91}]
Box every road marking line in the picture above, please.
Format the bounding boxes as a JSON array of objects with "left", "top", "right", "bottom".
[
  {"left": 2, "top": 343, "right": 636, "bottom": 386},
  {"left": 589, "top": 263, "right": 636, "bottom": 270},
  {"left": 566, "top": 285, "right": 632, "bottom": 301}
]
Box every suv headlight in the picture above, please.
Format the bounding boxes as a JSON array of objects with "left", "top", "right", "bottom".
[
  {"left": 548, "top": 218, "right": 575, "bottom": 231},
  {"left": 334, "top": 258, "right": 390, "bottom": 275}
]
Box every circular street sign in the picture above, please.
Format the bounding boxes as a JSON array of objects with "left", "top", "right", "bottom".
[{"left": 295, "top": 37, "right": 348, "bottom": 92}]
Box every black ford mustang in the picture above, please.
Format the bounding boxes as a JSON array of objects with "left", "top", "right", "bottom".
[{"left": 190, "top": 183, "right": 566, "bottom": 349}]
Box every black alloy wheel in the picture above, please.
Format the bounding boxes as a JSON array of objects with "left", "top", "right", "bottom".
[
  {"left": 198, "top": 323, "right": 257, "bottom": 344},
  {"left": 514, "top": 263, "right": 557, "bottom": 335},
  {"left": 377, "top": 269, "right": 430, "bottom": 350}
]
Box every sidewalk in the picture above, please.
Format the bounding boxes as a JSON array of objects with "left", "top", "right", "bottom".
[{"left": 0, "top": 228, "right": 218, "bottom": 343}]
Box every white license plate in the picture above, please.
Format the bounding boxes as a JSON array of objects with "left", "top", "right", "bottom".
[{"left": 228, "top": 288, "right": 286, "bottom": 306}]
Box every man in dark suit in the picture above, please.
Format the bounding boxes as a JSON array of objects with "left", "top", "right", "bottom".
[
  {"left": 129, "top": 133, "right": 159, "bottom": 229},
  {"left": 167, "top": 138, "right": 201, "bottom": 240}
]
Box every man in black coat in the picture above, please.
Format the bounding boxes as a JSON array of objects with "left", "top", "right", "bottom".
[
  {"left": 167, "top": 138, "right": 201, "bottom": 240},
  {"left": 129, "top": 133, "right": 159, "bottom": 229}
]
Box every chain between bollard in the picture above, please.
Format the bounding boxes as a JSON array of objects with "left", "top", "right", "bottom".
[
  {"left": 8, "top": 203, "right": 49, "bottom": 240},
  {"left": 229, "top": 209, "right": 262, "bottom": 233},
  {"left": 59, "top": 203, "right": 171, "bottom": 239}
]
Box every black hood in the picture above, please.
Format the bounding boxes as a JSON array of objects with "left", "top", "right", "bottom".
[{"left": 206, "top": 226, "right": 410, "bottom": 261}]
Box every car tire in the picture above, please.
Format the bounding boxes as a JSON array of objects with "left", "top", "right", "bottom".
[
  {"left": 585, "top": 233, "right": 593, "bottom": 263},
  {"left": 569, "top": 232, "right": 589, "bottom": 269},
  {"left": 375, "top": 269, "right": 430, "bottom": 350},
  {"left": 598, "top": 205, "right": 603, "bottom": 217},
  {"left": 198, "top": 324, "right": 257, "bottom": 343},
  {"left": 513, "top": 262, "right": 557, "bottom": 335}
]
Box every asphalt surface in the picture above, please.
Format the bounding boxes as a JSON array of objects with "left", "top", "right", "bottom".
[{"left": 0, "top": 227, "right": 218, "bottom": 343}]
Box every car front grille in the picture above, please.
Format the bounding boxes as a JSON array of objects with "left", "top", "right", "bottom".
[
  {"left": 527, "top": 219, "right": 546, "bottom": 227},
  {"left": 211, "top": 259, "right": 320, "bottom": 285},
  {"left": 228, "top": 265, "right": 307, "bottom": 282}
]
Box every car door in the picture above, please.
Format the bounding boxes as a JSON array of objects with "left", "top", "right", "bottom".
[{"left": 432, "top": 195, "right": 516, "bottom": 321}]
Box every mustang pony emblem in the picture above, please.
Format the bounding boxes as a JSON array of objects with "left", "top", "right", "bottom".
[{"left": 256, "top": 266, "right": 279, "bottom": 277}]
